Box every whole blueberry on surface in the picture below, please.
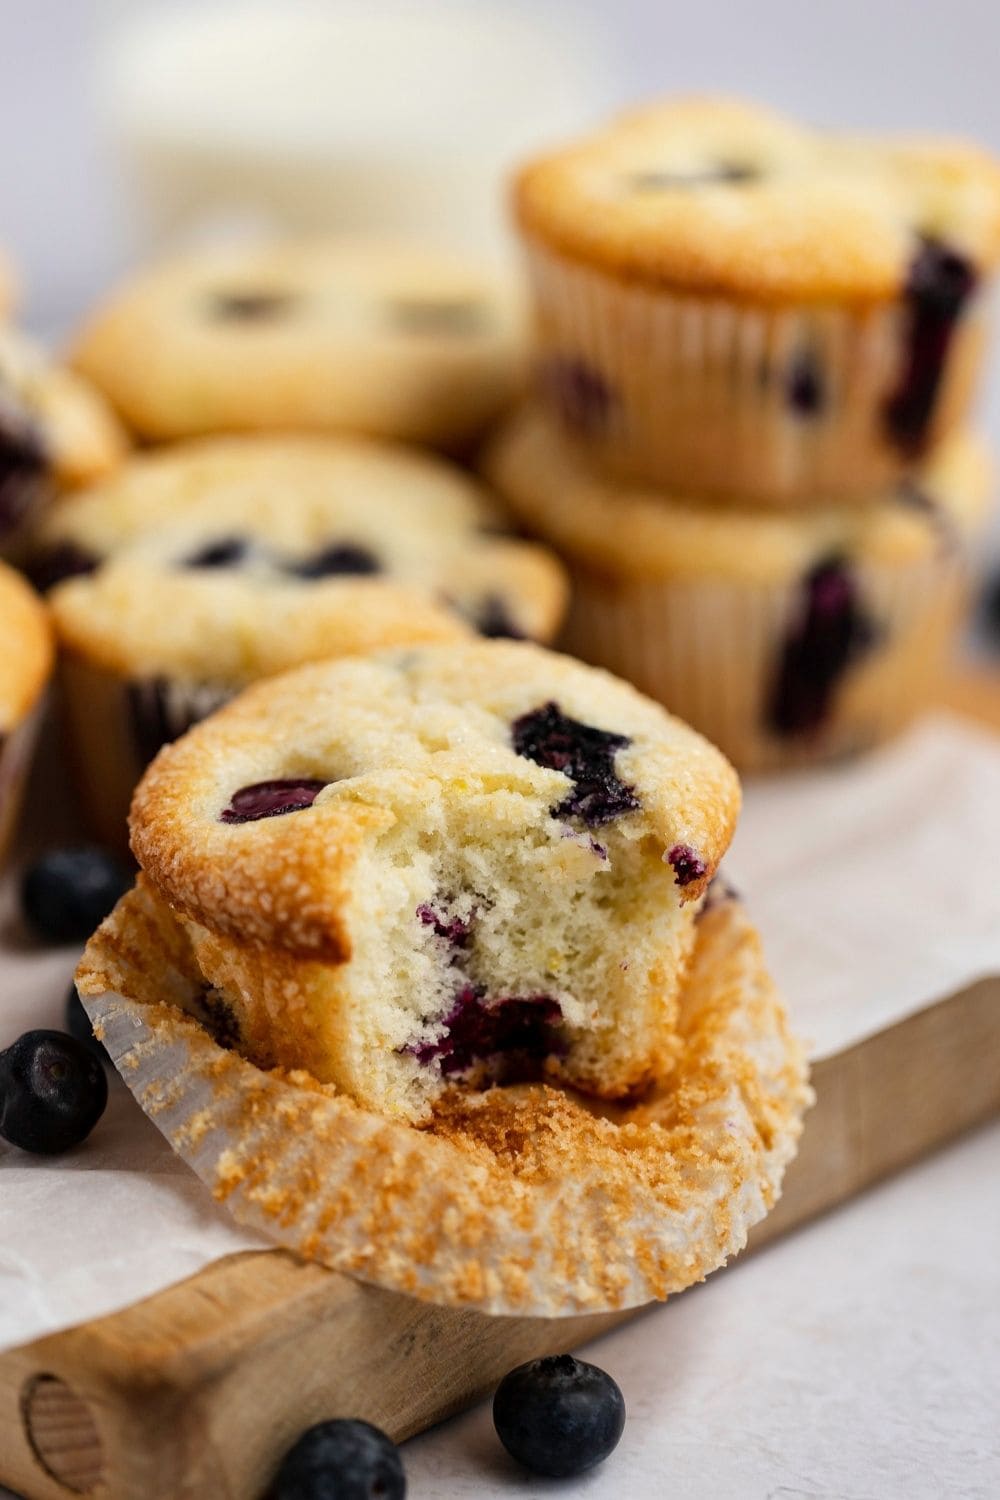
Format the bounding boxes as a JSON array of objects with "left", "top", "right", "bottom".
[
  {"left": 0, "top": 1030, "right": 108, "bottom": 1153},
  {"left": 268, "top": 1419, "right": 405, "bottom": 1500},
  {"left": 493, "top": 1353, "right": 625, "bottom": 1478},
  {"left": 64, "top": 985, "right": 107, "bottom": 1063},
  {"left": 20, "top": 847, "right": 131, "bottom": 944}
]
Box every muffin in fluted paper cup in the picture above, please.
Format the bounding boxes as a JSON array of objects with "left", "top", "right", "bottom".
[
  {"left": 512, "top": 96, "right": 1000, "bottom": 505},
  {"left": 0, "top": 561, "right": 52, "bottom": 863},
  {"left": 485, "top": 408, "right": 993, "bottom": 772}
]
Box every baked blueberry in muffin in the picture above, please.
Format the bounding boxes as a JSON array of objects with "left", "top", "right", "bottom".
[
  {"left": 37, "top": 434, "right": 567, "bottom": 845},
  {"left": 128, "top": 642, "right": 739, "bottom": 1123}
]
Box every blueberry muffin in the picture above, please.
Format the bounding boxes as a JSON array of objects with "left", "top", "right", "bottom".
[
  {"left": 77, "top": 877, "right": 808, "bottom": 1314},
  {"left": 70, "top": 238, "right": 526, "bottom": 450},
  {"left": 128, "top": 641, "right": 740, "bottom": 1125},
  {"left": 0, "top": 561, "right": 53, "bottom": 863},
  {"left": 486, "top": 408, "right": 993, "bottom": 771},
  {"left": 39, "top": 434, "right": 567, "bottom": 845},
  {"left": 513, "top": 97, "right": 1000, "bottom": 504},
  {"left": 0, "top": 325, "right": 126, "bottom": 546}
]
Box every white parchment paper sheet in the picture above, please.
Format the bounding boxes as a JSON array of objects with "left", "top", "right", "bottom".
[{"left": 1, "top": 714, "right": 999, "bottom": 1352}]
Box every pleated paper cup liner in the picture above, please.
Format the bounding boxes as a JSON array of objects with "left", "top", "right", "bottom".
[
  {"left": 77, "top": 877, "right": 811, "bottom": 1319},
  {"left": 525, "top": 240, "right": 990, "bottom": 505}
]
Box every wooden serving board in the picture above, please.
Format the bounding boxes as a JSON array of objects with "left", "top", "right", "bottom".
[{"left": 2, "top": 672, "right": 999, "bottom": 1500}]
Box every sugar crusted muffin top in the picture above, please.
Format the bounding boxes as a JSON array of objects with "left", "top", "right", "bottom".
[
  {"left": 514, "top": 96, "right": 1000, "bottom": 301},
  {"left": 70, "top": 238, "right": 526, "bottom": 444},
  {"left": 130, "top": 641, "right": 740, "bottom": 960},
  {"left": 485, "top": 409, "right": 993, "bottom": 583},
  {"left": 42, "top": 434, "right": 567, "bottom": 679},
  {"left": 0, "top": 561, "right": 52, "bottom": 729}
]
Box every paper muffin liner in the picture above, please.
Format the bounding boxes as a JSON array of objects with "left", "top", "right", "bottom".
[
  {"left": 561, "top": 545, "right": 968, "bottom": 775},
  {"left": 0, "top": 697, "right": 45, "bottom": 866},
  {"left": 77, "top": 878, "right": 811, "bottom": 1319},
  {"left": 524, "top": 240, "right": 990, "bottom": 505},
  {"left": 60, "top": 655, "right": 235, "bottom": 849}
]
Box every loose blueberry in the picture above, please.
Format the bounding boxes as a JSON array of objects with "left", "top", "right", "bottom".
[
  {"left": 64, "top": 985, "right": 108, "bottom": 1063},
  {"left": 540, "top": 357, "right": 613, "bottom": 436},
  {"left": 220, "top": 779, "right": 330, "bottom": 824},
  {"left": 208, "top": 290, "right": 296, "bottom": 320},
  {"left": 267, "top": 1418, "right": 405, "bottom": 1500},
  {"left": 181, "top": 536, "right": 248, "bottom": 569},
  {"left": 493, "top": 1353, "right": 626, "bottom": 1479},
  {"left": 884, "top": 237, "right": 977, "bottom": 453},
  {"left": 629, "top": 161, "right": 758, "bottom": 189},
  {"left": 24, "top": 541, "right": 100, "bottom": 594},
  {"left": 387, "top": 296, "right": 488, "bottom": 335},
  {"left": 288, "top": 544, "right": 382, "bottom": 579},
  {"left": 0, "top": 1030, "right": 108, "bottom": 1154},
  {"left": 512, "top": 702, "right": 640, "bottom": 827},
  {"left": 408, "top": 985, "right": 565, "bottom": 1077},
  {"left": 476, "top": 595, "right": 525, "bottom": 640},
  {"left": 667, "top": 843, "right": 707, "bottom": 887},
  {"left": 786, "top": 349, "right": 825, "bottom": 416},
  {"left": 21, "top": 847, "right": 132, "bottom": 944},
  {"left": 768, "top": 557, "right": 879, "bottom": 737}
]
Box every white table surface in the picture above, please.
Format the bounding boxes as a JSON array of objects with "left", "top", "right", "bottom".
[{"left": 5, "top": 1123, "right": 997, "bottom": 1500}]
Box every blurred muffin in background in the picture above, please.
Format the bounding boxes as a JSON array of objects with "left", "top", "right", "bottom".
[
  {"left": 486, "top": 408, "right": 993, "bottom": 772},
  {"left": 0, "top": 560, "right": 52, "bottom": 865},
  {"left": 36, "top": 433, "right": 567, "bottom": 845},
  {"left": 71, "top": 239, "right": 527, "bottom": 452}
]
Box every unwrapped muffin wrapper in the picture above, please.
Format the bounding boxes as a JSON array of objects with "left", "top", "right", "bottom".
[
  {"left": 525, "top": 241, "right": 989, "bottom": 503},
  {"left": 78, "top": 879, "right": 811, "bottom": 1319}
]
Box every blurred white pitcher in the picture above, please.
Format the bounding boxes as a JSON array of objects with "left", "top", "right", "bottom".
[{"left": 98, "top": 0, "right": 613, "bottom": 258}]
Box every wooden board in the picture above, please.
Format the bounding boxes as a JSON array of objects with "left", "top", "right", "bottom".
[{"left": 2, "top": 673, "right": 999, "bottom": 1500}]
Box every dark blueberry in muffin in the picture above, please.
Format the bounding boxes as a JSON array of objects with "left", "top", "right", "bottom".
[
  {"left": 207, "top": 290, "right": 297, "bottom": 320},
  {"left": 64, "top": 985, "right": 108, "bottom": 1063},
  {"left": 0, "top": 403, "right": 48, "bottom": 537},
  {"left": 476, "top": 594, "right": 525, "bottom": 639},
  {"left": 268, "top": 1418, "right": 406, "bottom": 1500},
  {"left": 21, "top": 847, "right": 132, "bottom": 944},
  {"left": 24, "top": 541, "right": 100, "bottom": 594},
  {"left": 182, "top": 536, "right": 249, "bottom": 569},
  {"left": 409, "top": 985, "right": 565, "bottom": 1077},
  {"left": 417, "top": 903, "right": 472, "bottom": 947},
  {"left": 512, "top": 702, "right": 640, "bottom": 827},
  {"left": 387, "top": 295, "right": 489, "bottom": 335},
  {"left": 768, "top": 557, "right": 879, "bottom": 737},
  {"left": 884, "top": 237, "right": 977, "bottom": 453},
  {"left": 493, "top": 1353, "right": 626, "bottom": 1478},
  {"left": 629, "top": 161, "right": 759, "bottom": 190},
  {"left": 667, "top": 843, "right": 707, "bottom": 887},
  {"left": 540, "top": 357, "right": 613, "bottom": 436},
  {"left": 0, "top": 1030, "right": 108, "bottom": 1154},
  {"left": 288, "top": 543, "right": 382, "bottom": 579},
  {"left": 786, "top": 349, "right": 826, "bottom": 416},
  {"left": 188, "top": 987, "right": 241, "bottom": 1050},
  {"left": 220, "top": 778, "right": 330, "bottom": 824}
]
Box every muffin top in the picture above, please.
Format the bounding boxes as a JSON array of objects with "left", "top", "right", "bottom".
[
  {"left": 514, "top": 96, "right": 1000, "bottom": 301},
  {"left": 129, "top": 640, "right": 740, "bottom": 957},
  {"left": 0, "top": 561, "right": 52, "bottom": 730},
  {"left": 485, "top": 408, "right": 993, "bottom": 583},
  {"left": 42, "top": 434, "right": 567, "bottom": 680},
  {"left": 70, "top": 238, "right": 526, "bottom": 445}
]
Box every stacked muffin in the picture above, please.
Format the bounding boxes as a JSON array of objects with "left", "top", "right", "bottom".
[{"left": 487, "top": 98, "right": 1000, "bottom": 770}]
